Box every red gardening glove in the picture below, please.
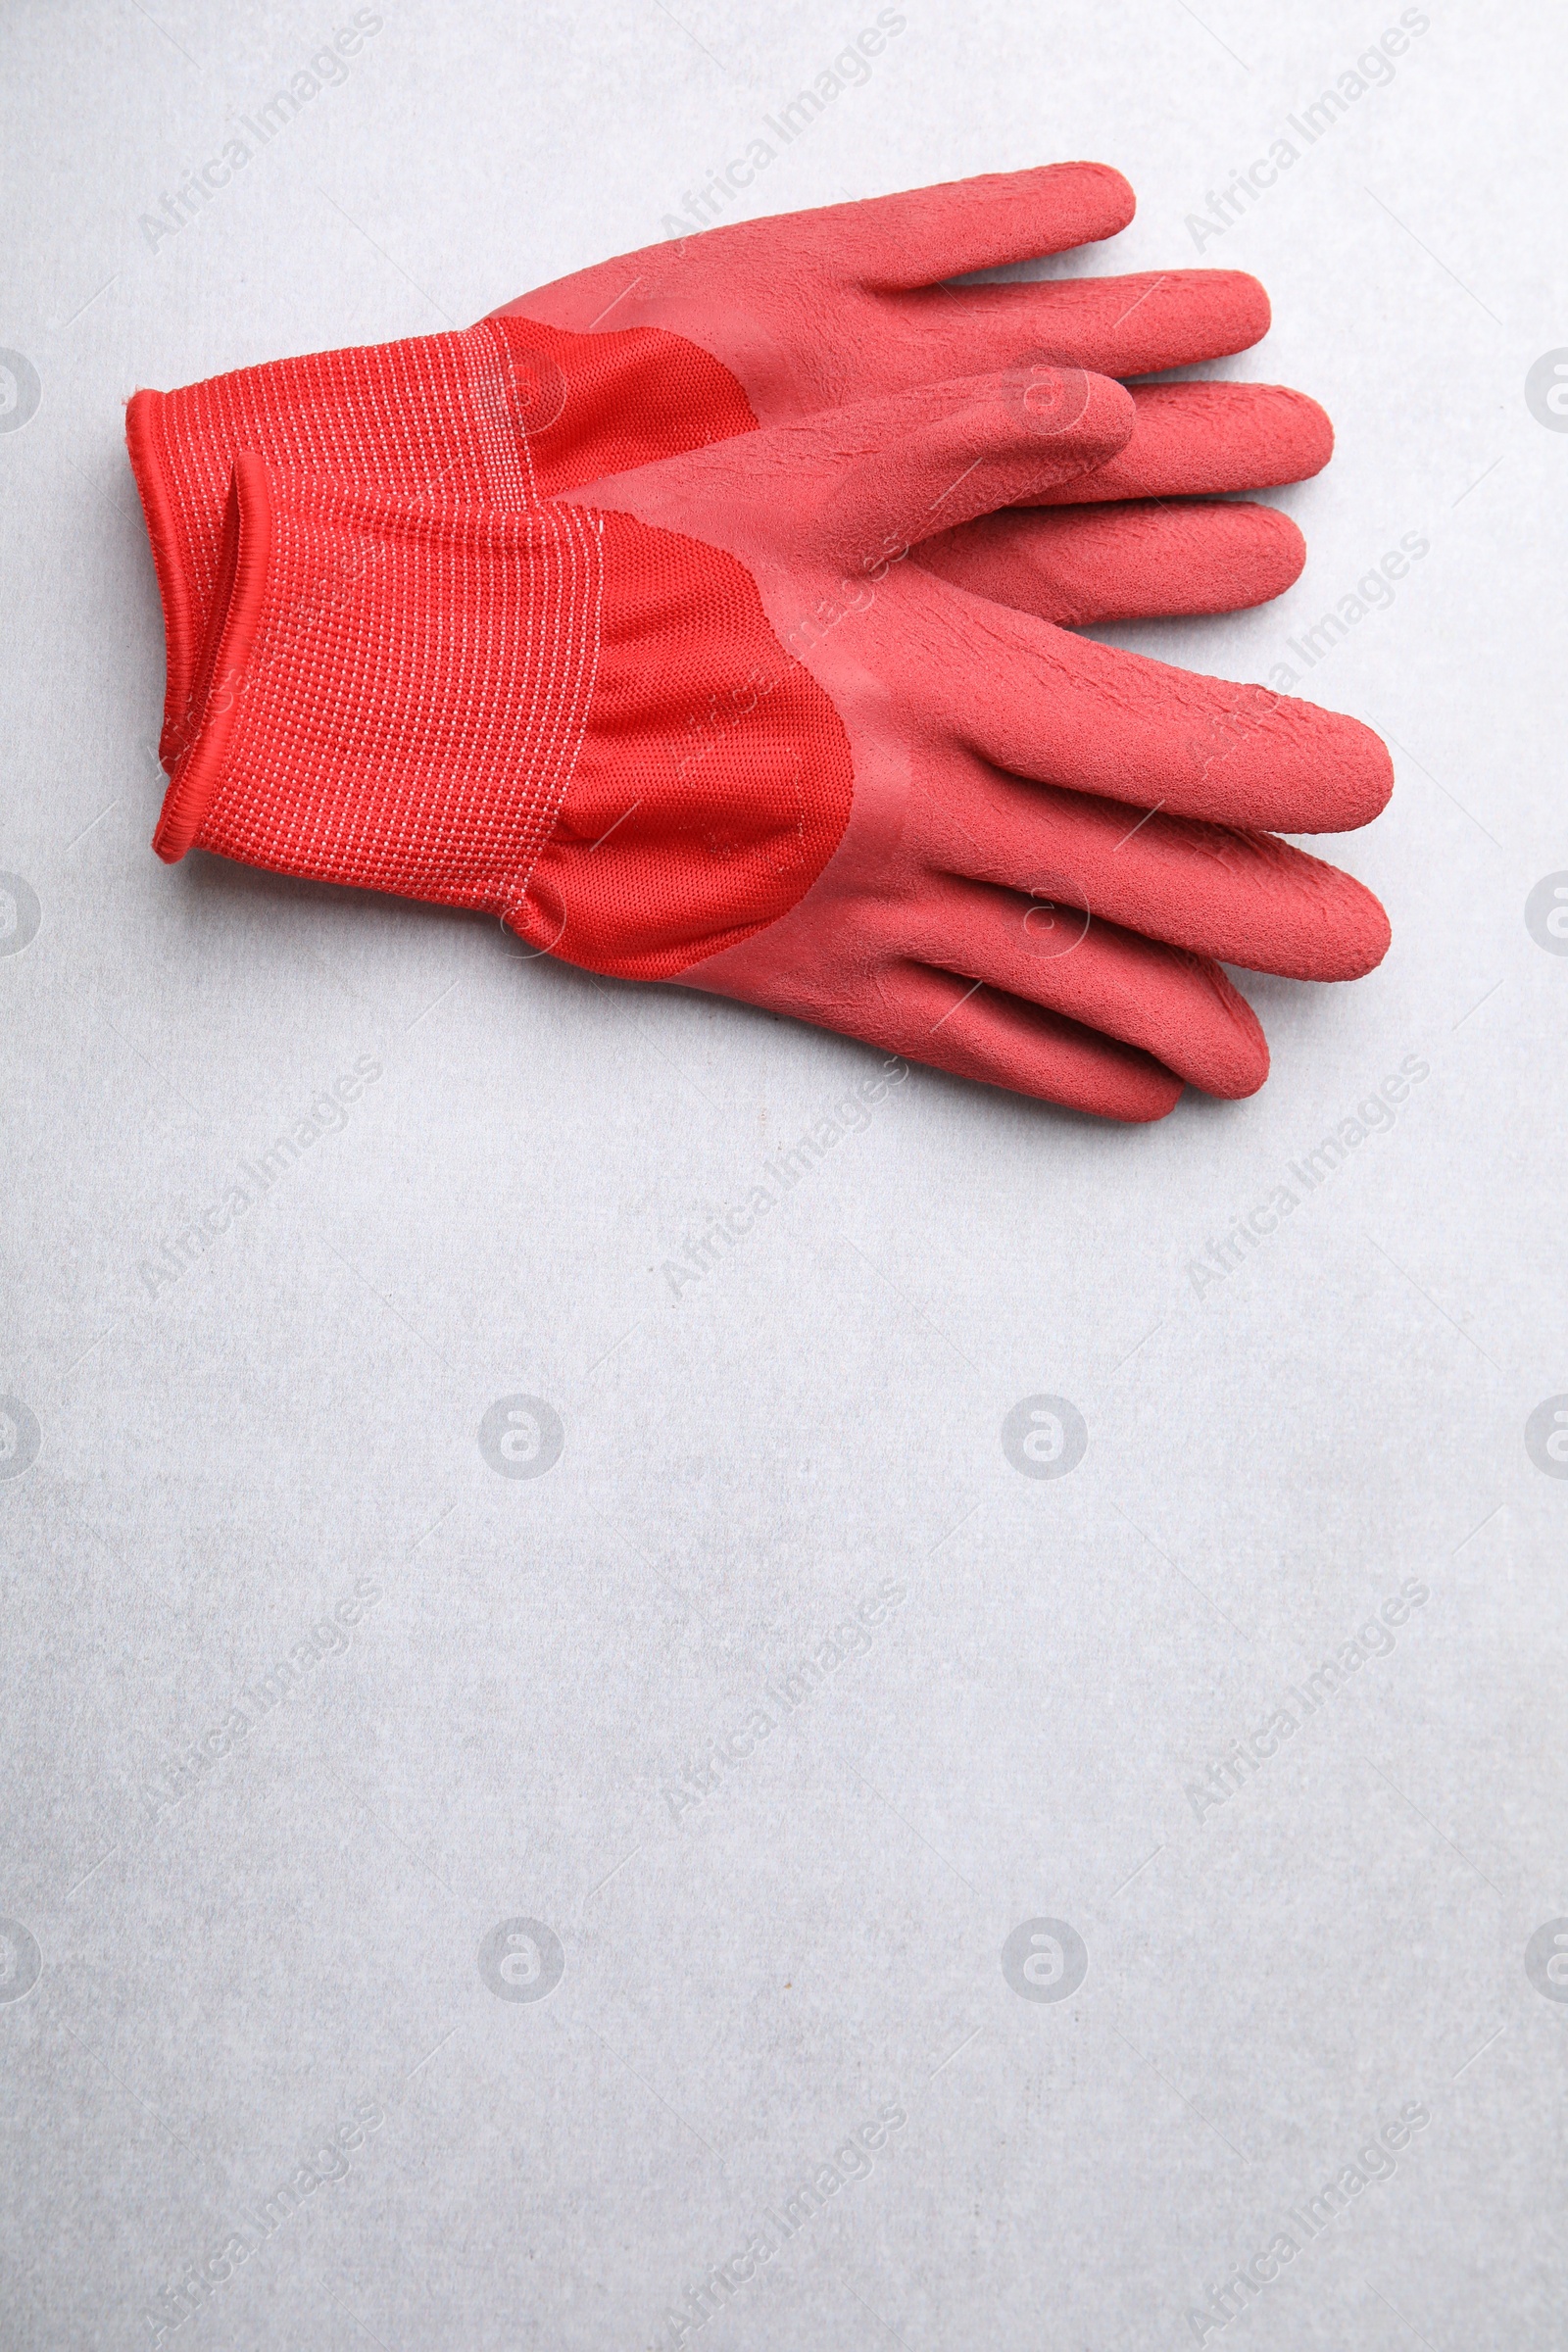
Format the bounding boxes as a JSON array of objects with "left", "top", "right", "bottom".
[
  {"left": 147, "top": 367, "right": 1390, "bottom": 1122},
  {"left": 128, "top": 165, "right": 1324, "bottom": 770}
]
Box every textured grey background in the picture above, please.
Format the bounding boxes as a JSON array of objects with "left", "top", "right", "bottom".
[{"left": 2, "top": 1, "right": 1565, "bottom": 2346}]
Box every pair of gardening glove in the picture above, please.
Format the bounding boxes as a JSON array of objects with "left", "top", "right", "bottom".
[{"left": 127, "top": 164, "right": 1391, "bottom": 1121}]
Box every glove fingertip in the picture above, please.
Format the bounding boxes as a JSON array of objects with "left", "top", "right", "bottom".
[
  {"left": 1210, "top": 989, "right": 1271, "bottom": 1100},
  {"left": 1324, "top": 876, "right": 1393, "bottom": 978},
  {"left": 1057, "top": 159, "right": 1137, "bottom": 237},
  {"left": 1070, "top": 369, "right": 1138, "bottom": 471},
  {"left": 1210, "top": 269, "right": 1272, "bottom": 351}
]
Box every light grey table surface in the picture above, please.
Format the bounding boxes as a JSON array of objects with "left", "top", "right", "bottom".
[{"left": 2, "top": 2, "right": 1564, "bottom": 2346}]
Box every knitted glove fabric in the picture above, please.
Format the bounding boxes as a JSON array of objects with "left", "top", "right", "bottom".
[
  {"left": 147, "top": 368, "right": 1391, "bottom": 1123},
  {"left": 128, "top": 164, "right": 1326, "bottom": 769}
]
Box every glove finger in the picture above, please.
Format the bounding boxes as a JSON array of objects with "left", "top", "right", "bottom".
[
  {"left": 861, "top": 962, "right": 1185, "bottom": 1119},
  {"left": 828, "top": 163, "right": 1136, "bottom": 286},
  {"left": 1028, "top": 381, "right": 1332, "bottom": 504},
  {"left": 914, "top": 499, "right": 1304, "bottom": 624},
  {"left": 915, "top": 760, "right": 1390, "bottom": 979},
  {"left": 898, "top": 875, "right": 1268, "bottom": 1098},
  {"left": 912, "top": 573, "right": 1393, "bottom": 831},
  {"left": 894, "top": 269, "right": 1271, "bottom": 377},
  {"left": 808, "top": 367, "right": 1135, "bottom": 564}
]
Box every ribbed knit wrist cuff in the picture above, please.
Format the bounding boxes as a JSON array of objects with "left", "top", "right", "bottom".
[
  {"left": 126, "top": 317, "right": 759, "bottom": 772},
  {"left": 154, "top": 453, "right": 605, "bottom": 923}
]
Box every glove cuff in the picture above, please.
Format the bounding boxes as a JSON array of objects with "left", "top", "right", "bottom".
[
  {"left": 129, "top": 321, "right": 539, "bottom": 778},
  {"left": 127, "top": 318, "right": 759, "bottom": 774},
  {"left": 154, "top": 454, "right": 604, "bottom": 916}
]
